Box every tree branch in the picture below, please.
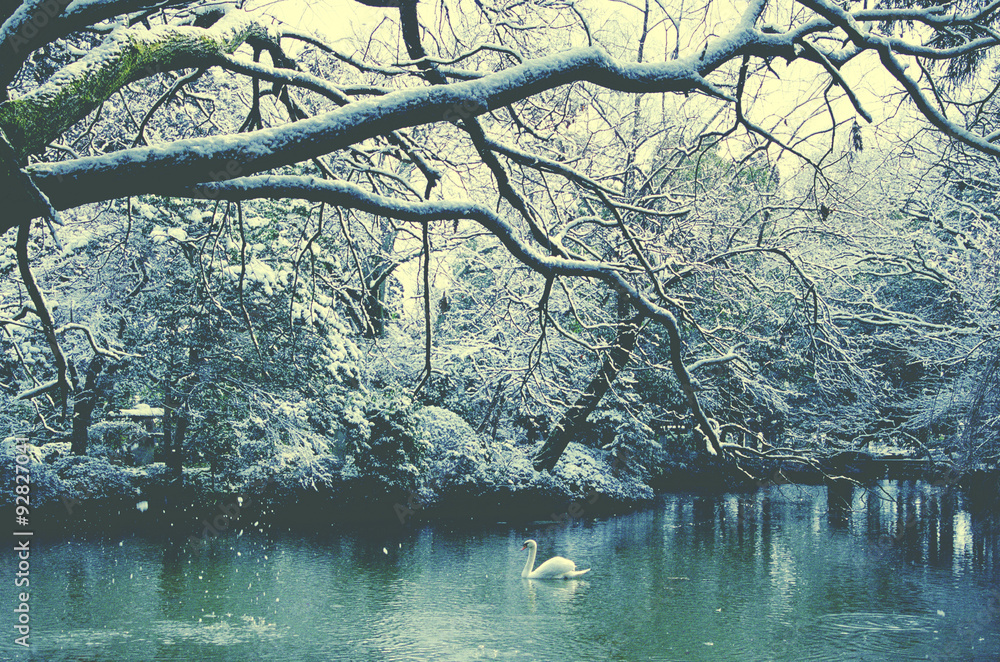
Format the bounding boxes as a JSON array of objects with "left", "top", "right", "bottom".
[
  {"left": 0, "top": 7, "right": 277, "bottom": 159},
  {"left": 13, "top": 30, "right": 791, "bottom": 231},
  {"left": 167, "top": 173, "right": 723, "bottom": 454}
]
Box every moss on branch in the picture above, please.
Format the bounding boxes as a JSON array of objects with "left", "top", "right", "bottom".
[{"left": 0, "top": 9, "right": 275, "bottom": 160}]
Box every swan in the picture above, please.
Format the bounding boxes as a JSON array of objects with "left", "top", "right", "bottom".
[{"left": 520, "top": 540, "right": 590, "bottom": 579}]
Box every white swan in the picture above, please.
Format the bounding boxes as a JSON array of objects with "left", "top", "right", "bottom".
[{"left": 520, "top": 539, "right": 590, "bottom": 579}]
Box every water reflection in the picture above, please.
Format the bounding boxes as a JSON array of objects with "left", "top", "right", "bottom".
[
  {"left": 522, "top": 576, "right": 588, "bottom": 609},
  {"left": 2, "top": 480, "right": 997, "bottom": 661}
]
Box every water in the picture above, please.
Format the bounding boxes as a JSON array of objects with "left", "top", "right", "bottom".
[{"left": 3, "top": 481, "right": 998, "bottom": 661}]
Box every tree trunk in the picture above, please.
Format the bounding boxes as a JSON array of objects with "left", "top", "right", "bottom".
[
  {"left": 343, "top": 254, "right": 395, "bottom": 339},
  {"left": 534, "top": 314, "right": 643, "bottom": 472},
  {"left": 362, "top": 264, "right": 393, "bottom": 338},
  {"left": 162, "top": 379, "right": 186, "bottom": 480},
  {"left": 70, "top": 355, "right": 104, "bottom": 455}
]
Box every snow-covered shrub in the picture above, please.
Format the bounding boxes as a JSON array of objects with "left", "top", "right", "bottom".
[
  {"left": 50, "top": 454, "right": 141, "bottom": 502},
  {"left": 413, "top": 406, "right": 542, "bottom": 496},
  {"left": 0, "top": 439, "right": 161, "bottom": 507},
  {"left": 554, "top": 443, "right": 654, "bottom": 503},
  {"left": 208, "top": 390, "right": 345, "bottom": 489},
  {"left": 230, "top": 411, "right": 274, "bottom": 466},
  {"left": 0, "top": 439, "right": 63, "bottom": 507},
  {"left": 415, "top": 406, "right": 487, "bottom": 492},
  {"left": 411, "top": 405, "right": 655, "bottom": 509},
  {"left": 253, "top": 443, "right": 341, "bottom": 493},
  {"left": 416, "top": 406, "right": 480, "bottom": 458},
  {"left": 341, "top": 392, "right": 430, "bottom": 491}
]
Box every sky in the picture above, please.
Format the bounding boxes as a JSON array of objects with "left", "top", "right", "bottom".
[
  {"left": 246, "top": 0, "right": 929, "bottom": 164},
  {"left": 231, "top": 0, "right": 932, "bottom": 310}
]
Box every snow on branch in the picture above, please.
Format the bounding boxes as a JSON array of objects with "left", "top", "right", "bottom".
[
  {"left": 0, "top": 0, "right": 182, "bottom": 89},
  {"left": 15, "top": 379, "right": 61, "bottom": 401},
  {"left": 0, "top": 7, "right": 277, "bottom": 159},
  {"left": 168, "top": 173, "right": 724, "bottom": 454},
  {"left": 55, "top": 322, "right": 135, "bottom": 360},
  {"left": 797, "top": 0, "right": 1000, "bottom": 159},
  {"left": 2, "top": 1, "right": 997, "bottom": 240},
  {"left": 17, "top": 26, "right": 789, "bottom": 226}
]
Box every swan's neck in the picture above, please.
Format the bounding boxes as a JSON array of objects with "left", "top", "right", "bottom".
[{"left": 521, "top": 544, "right": 536, "bottom": 578}]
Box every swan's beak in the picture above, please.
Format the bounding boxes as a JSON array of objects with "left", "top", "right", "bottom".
[{"left": 520, "top": 544, "right": 527, "bottom": 551}]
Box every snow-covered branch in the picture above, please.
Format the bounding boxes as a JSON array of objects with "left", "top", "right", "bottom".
[
  {"left": 6, "top": 21, "right": 800, "bottom": 229},
  {"left": 0, "top": 8, "right": 278, "bottom": 159},
  {"left": 170, "top": 174, "right": 723, "bottom": 454}
]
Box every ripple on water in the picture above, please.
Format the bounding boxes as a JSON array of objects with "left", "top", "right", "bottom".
[
  {"left": 805, "top": 612, "right": 948, "bottom": 661},
  {"left": 41, "top": 615, "right": 285, "bottom": 651}
]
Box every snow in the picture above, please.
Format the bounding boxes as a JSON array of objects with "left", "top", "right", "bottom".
[
  {"left": 30, "top": 39, "right": 733, "bottom": 210},
  {"left": 413, "top": 406, "right": 653, "bottom": 507},
  {"left": 148, "top": 225, "right": 165, "bottom": 243},
  {"left": 0, "top": 408, "right": 653, "bottom": 517},
  {"left": 222, "top": 258, "right": 279, "bottom": 289},
  {"left": 137, "top": 203, "right": 157, "bottom": 219},
  {"left": 119, "top": 404, "right": 164, "bottom": 417},
  {"left": 59, "top": 229, "right": 95, "bottom": 254},
  {"left": 167, "top": 227, "right": 188, "bottom": 242}
]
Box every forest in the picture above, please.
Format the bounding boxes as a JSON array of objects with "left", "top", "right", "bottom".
[{"left": 1, "top": 0, "right": 999, "bottom": 522}]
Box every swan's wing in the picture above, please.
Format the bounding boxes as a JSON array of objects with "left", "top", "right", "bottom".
[
  {"left": 562, "top": 568, "right": 590, "bottom": 578},
  {"left": 530, "top": 556, "right": 580, "bottom": 578}
]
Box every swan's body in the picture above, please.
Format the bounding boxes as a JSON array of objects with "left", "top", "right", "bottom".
[{"left": 520, "top": 540, "right": 590, "bottom": 579}]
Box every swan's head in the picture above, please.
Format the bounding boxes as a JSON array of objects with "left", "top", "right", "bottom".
[{"left": 520, "top": 539, "right": 537, "bottom": 551}]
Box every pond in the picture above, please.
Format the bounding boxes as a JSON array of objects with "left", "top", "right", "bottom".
[{"left": 3, "top": 480, "right": 998, "bottom": 661}]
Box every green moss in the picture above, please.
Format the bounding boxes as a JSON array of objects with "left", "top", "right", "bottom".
[{"left": 0, "top": 18, "right": 260, "bottom": 159}]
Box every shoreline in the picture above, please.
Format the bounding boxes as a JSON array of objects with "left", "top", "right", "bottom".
[{"left": 5, "top": 452, "right": 997, "bottom": 539}]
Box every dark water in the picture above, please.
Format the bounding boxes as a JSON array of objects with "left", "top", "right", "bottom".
[{"left": 2, "top": 481, "right": 999, "bottom": 661}]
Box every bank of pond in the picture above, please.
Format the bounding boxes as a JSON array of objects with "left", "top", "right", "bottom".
[{"left": 1, "top": 479, "right": 998, "bottom": 661}]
